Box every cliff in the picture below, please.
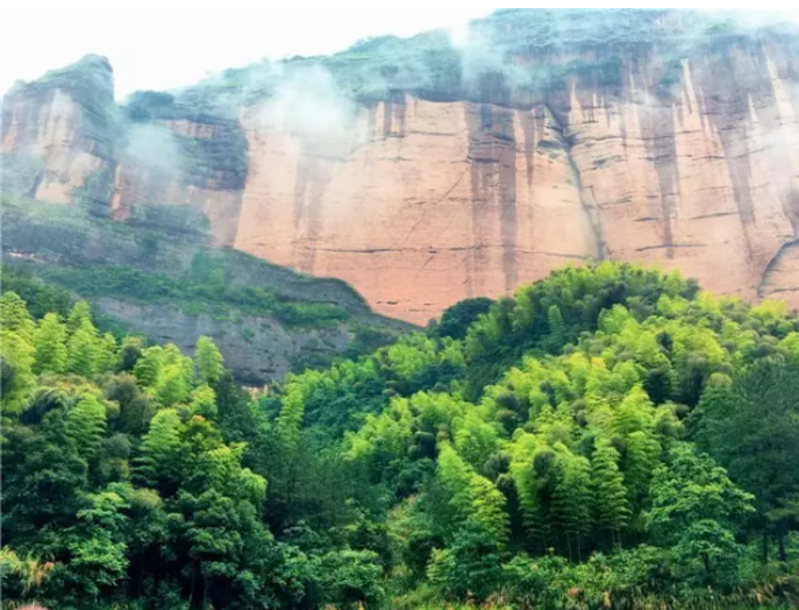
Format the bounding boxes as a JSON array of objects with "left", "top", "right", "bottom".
[{"left": 3, "top": 10, "right": 799, "bottom": 324}]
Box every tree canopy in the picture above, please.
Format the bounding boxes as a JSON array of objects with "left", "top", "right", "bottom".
[{"left": 3, "top": 262, "right": 799, "bottom": 609}]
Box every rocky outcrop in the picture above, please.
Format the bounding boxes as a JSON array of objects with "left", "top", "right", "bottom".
[
  {"left": 2, "top": 57, "right": 247, "bottom": 245},
  {"left": 1, "top": 55, "right": 115, "bottom": 207},
  {"left": 95, "top": 298, "right": 354, "bottom": 383},
  {"left": 4, "top": 11, "right": 799, "bottom": 325}
]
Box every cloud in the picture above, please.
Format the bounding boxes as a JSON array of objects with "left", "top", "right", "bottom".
[
  {"left": 122, "top": 123, "right": 183, "bottom": 177},
  {"left": 252, "top": 64, "right": 362, "bottom": 146}
]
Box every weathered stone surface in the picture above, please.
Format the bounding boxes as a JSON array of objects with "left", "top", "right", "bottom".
[
  {"left": 2, "top": 55, "right": 114, "bottom": 205},
  {"left": 2, "top": 56, "right": 247, "bottom": 245},
  {"left": 234, "top": 99, "right": 597, "bottom": 323}
]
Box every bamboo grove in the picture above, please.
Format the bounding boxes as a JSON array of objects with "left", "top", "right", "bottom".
[{"left": 2, "top": 262, "right": 799, "bottom": 609}]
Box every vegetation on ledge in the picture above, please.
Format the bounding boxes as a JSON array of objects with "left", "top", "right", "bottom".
[
  {"left": 1, "top": 197, "right": 410, "bottom": 386},
  {"left": 11, "top": 259, "right": 349, "bottom": 329}
]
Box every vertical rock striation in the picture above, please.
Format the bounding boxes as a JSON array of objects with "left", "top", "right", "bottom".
[{"left": 234, "top": 97, "right": 596, "bottom": 323}]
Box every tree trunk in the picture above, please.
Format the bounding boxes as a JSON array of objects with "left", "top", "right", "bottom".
[
  {"left": 701, "top": 552, "right": 711, "bottom": 582},
  {"left": 565, "top": 532, "right": 573, "bottom": 562},
  {"left": 762, "top": 529, "right": 769, "bottom": 564},
  {"left": 778, "top": 528, "right": 787, "bottom": 563}
]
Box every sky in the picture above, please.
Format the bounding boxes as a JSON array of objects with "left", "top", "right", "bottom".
[
  {"left": 0, "top": 2, "right": 495, "bottom": 100},
  {"left": 2, "top": 2, "right": 798, "bottom": 101}
]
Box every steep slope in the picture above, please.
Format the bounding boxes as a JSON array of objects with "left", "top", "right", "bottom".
[
  {"left": 1, "top": 55, "right": 246, "bottom": 245},
  {"left": 3, "top": 10, "right": 799, "bottom": 324}
]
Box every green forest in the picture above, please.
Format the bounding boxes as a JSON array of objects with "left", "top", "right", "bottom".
[{"left": 2, "top": 262, "right": 799, "bottom": 609}]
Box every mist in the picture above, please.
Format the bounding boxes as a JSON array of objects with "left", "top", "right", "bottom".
[
  {"left": 249, "top": 64, "right": 365, "bottom": 150},
  {"left": 87, "top": 8, "right": 799, "bottom": 223},
  {"left": 122, "top": 123, "right": 183, "bottom": 177}
]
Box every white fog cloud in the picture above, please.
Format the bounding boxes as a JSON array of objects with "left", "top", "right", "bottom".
[{"left": 0, "top": 1, "right": 495, "bottom": 99}]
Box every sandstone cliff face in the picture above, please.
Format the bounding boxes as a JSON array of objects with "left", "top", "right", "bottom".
[
  {"left": 2, "top": 56, "right": 246, "bottom": 246},
  {"left": 233, "top": 28, "right": 799, "bottom": 323},
  {"left": 4, "top": 11, "right": 799, "bottom": 325},
  {"left": 557, "top": 37, "right": 799, "bottom": 316},
  {"left": 234, "top": 98, "right": 597, "bottom": 323}
]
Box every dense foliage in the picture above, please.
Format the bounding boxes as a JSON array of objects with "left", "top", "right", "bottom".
[{"left": 3, "top": 262, "right": 799, "bottom": 609}]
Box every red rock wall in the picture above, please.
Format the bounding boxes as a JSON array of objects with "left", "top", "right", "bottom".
[
  {"left": 234, "top": 98, "right": 597, "bottom": 324},
  {"left": 4, "top": 39, "right": 799, "bottom": 325},
  {"left": 232, "top": 40, "right": 799, "bottom": 324}
]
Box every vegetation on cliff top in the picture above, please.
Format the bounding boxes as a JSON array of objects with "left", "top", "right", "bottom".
[
  {"left": 11, "top": 260, "right": 350, "bottom": 329},
  {"left": 3, "top": 262, "right": 799, "bottom": 609},
  {"left": 167, "top": 9, "right": 799, "bottom": 112}
]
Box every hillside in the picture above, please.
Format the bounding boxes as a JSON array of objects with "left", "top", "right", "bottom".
[
  {"left": 2, "top": 262, "right": 799, "bottom": 609},
  {"left": 0, "top": 196, "right": 412, "bottom": 385},
  {"left": 3, "top": 10, "right": 799, "bottom": 324}
]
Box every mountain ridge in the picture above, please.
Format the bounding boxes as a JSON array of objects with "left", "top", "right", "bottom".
[{"left": 3, "top": 9, "right": 799, "bottom": 324}]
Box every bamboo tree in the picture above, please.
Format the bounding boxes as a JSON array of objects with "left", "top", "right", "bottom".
[
  {"left": 552, "top": 447, "right": 592, "bottom": 560},
  {"left": 1, "top": 292, "right": 35, "bottom": 343},
  {"left": 591, "top": 437, "right": 630, "bottom": 546},
  {"left": 67, "top": 300, "right": 92, "bottom": 332},
  {"left": 194, "top": 336, "right": 224, "bottom": 385},
  {"left": 66, "top": 318, "right": 100, "bottom": 377},
  {"left": 623, "top": 430, "right": 661, "bottom": 514},
  {"left": 33, "top": 312, "right": 68, "bottom": 374},
  {"left": 66, "top": 395, "right": 107, "bottom": 461}
]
